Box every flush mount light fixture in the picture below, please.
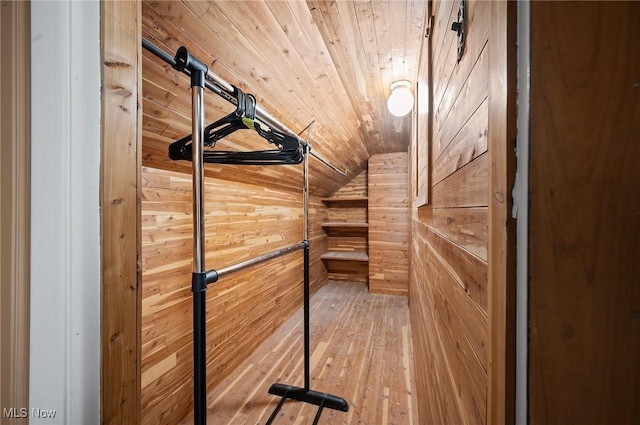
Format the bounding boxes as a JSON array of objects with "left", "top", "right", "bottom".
[{"left": 387, "top": 80, "right": 414, "bottom": 117}]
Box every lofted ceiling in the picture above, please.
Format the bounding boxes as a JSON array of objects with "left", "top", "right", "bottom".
[{"left": 141, "top": 0, "right": 426, "bottom": 196}]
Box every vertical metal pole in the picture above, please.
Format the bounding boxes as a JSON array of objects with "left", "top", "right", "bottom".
[
  {"left": 191, "top": 80, "right": 207, "bottom": 424},
  {"left": 192, "top": 90, "right": 205, "bottom": 274},
  {"left": 303, "top": 144, "right": 311, "bottom": 392},
  {"left": 303, "top": 145, "right": 309, "bottom": 241}
]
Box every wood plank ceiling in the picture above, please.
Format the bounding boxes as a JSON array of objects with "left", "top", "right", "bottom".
[{"left": 142, "top": 0, "right": 426, "bottom": 195}]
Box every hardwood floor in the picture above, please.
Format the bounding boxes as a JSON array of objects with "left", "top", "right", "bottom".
[{"left": 180, "top": 281, "right": 418, "bottom": 425}]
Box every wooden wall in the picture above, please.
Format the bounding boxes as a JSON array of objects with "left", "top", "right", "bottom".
[
  {"left": 331, "top": 169, "right": 368, "bottom": 200},
  {"left": 528, "top": 2, "right": 640, "bottom": 424},
  {"left": 369, "top": 153, "right": 409, "bottom": 295},
  {"left": 140, "top": 166, "right": 327, "bottom": 424},
  {"left": 409, "top": 1, "right": 514, "bottom": 424}
]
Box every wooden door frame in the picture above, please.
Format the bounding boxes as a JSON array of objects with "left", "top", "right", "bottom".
[
  {"left": 1, "top": 1, "right": 31, "bottom": 421},
  {"left": 100, "top": 2, "right": 142, "bottom": 424},
  {"left": 488, "top": 1, "right": 517, "bottom": 424},
  {"left": 0, "top": 2, "right": 147, "bottom": 422}
]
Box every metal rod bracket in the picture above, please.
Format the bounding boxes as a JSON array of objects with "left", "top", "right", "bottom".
[
  {"left": 174, "top": 47, "right": 208, "bottom": 88},
  {"left": 192, "top": 270, "right": 220, "bottom": 293},
  {"left": 174, "top": 46, "right": 208, "bottom": 75},
  {"left": 192, "top": 272, "right": 207, "bottom": 293},
  {"left": 206, "top": 269, "right": 219, "bottom": 285}
]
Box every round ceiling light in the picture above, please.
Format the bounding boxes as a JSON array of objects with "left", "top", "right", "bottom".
[{"left": 387, "top": 80, "right": 414, "bottom": 117}]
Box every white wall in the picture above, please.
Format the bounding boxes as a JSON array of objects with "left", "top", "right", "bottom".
[{"left": 30, "top": 1, "right": 101, "bottom": 423}]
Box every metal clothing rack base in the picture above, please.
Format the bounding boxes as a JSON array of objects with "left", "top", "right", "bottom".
[
  {"left": 267, "top": 385, "right": 349, "bottom": 425},
  {"left": 265, "top": 232, "right": 348, "bottom": 425},
  {"left": 142, "top": 39, "right": 348, "bottom": 425}
]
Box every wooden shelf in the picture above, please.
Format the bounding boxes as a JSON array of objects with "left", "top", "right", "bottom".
[
  {"left": 321, "top": 196, "right": 368, "bottom": 205},
  {"left": 321, "top": 174, "right": 369, "bottom": 283},
  {"left": 321, "top": 251, "right": 369, "bottom": 262},
  {"left": 321, "top": 222, "right": 369, "bottom": 229}
]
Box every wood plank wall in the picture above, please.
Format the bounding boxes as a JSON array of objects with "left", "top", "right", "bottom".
[
  {"left": 409, "top": 0, "right": 500, "bottom": 424},
  {"left": 369, "top": 153, "right": 409, "bottom": 295},
  {"left": 528, "top": 2, "right": 640, "bottom": 424},
  {"left": 332, "top": 170, "right": 368, "bottom": 199},
  {"left": 140, "top": 166, "right": 327, "bottom": 424}
]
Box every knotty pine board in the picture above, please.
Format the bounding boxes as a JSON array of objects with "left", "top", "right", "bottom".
[
  {"left": 140, "top": 166, "right": 328, "bottom": 424},
  {"left": 100, "top": 2, "right": 142, "bottom": 423},
  {"left": 368, "top": 153, "right": 409, "bottom": 295},
  {"left": 418, "top": 207, "right": 488, "bottom": 263},
  {"left": 433, "top": 43, "right": 489, "bottom": 164},
  {"left": 325, "top": 229, "right": 368, "bottom": 253},
  {"left": 432, "top": 98, "right": 488, "bottom": 187},
  {"left": 424, "top": 226, "right": 488, "bottom": 314},
  {"left": 325, "top": 260, "right": 369, "bottom": 284},
  {"left": 326, "top": 203, "right": 368, "bottom": 223},
  {"left": 331, "top": 169, "right": 368, "bottom": 199},
  {"left": 431, "top": 153, "right": 488, "bottom": 209}
]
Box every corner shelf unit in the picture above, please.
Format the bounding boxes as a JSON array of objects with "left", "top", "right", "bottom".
[{"left": 320, "top": 196, "right": 369, "bottom": 283}]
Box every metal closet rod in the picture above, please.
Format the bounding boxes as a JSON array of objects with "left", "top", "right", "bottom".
[
  {"left": 215, "top": 241, "right": 307, "bottom": 281},
  {"left": 141, "top": 38, "right": 347, "bottom": 177},
  {"left": 192, "top": 241, "right": 307, "bottom": 290}
]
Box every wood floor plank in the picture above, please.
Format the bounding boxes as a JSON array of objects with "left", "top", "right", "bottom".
[{"left": 179, "top": 281, "right": 418, "bottom": 425}]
